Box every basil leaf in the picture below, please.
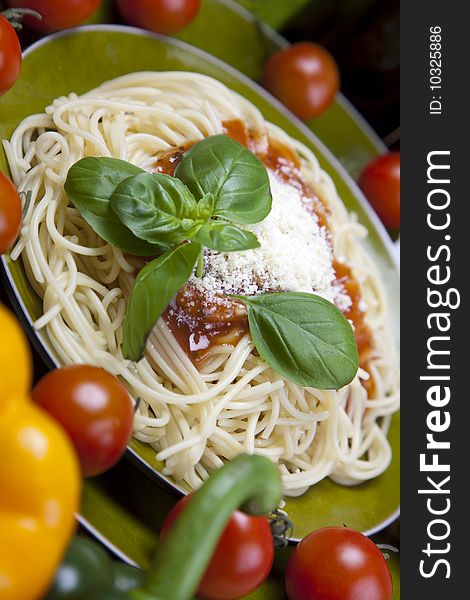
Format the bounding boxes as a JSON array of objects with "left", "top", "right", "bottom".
[
  {"left": 188, "top": 222, "right": 260, "bottom": 252},
  {"left": 122, "top": 243, "right": 201, "bottom": 361},
  {"left": 111, "top": 172, "right": 202, "bottom": 247},
  {"left": 175, "top": 134, "right": 272, "bottom": 225},
  {"left": 64, "top": 157, "right": 158, "bottom": 256},
  {"left": 236, "top": 293, "right": 359, "bottom": 390}
]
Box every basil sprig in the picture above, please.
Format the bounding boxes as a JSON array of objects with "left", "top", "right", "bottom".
[
  {"left": 65, "top": 135, "right": 271, "bottom": 256},
  {"left": 64, "top": 135, "right": 272, "bottom": 360},
  {"left": 235, "top": 293, "right": 359, "bottom": 390},
  {"left": 64, "top": 137, "right": 359, "bottom": 389}
]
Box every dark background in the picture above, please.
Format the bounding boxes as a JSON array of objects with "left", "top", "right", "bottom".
[{"left": 284, "top": 0, "right": 399, "bottom": 147}]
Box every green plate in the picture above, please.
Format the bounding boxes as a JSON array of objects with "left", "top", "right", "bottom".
[
  {"left": 77, "top": 457, "right": 400, "bottom": 598},
  {"left": 0, "top": 9, "right": 399, "bottom": 594},
  {"left": 0, "top": 24, "right": 399, "bottom": 540}
]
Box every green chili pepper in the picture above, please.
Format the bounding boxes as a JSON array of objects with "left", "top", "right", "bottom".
[
  {"left": 131, "top": 454, "right": 282, "bottom": 600},
  {"left": 112, "top": 563, "right": 146, "bottom": 593},
  {"left": 45, "top": 536, "right": 113, "bottom": 599},
  {"left": 45, "top": 536, "right": 144, "bottom": 599},
  {"left": 47, "top": 455, "right": 281, "bottom": 600}
]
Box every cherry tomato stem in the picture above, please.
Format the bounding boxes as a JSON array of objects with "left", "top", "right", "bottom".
[
  {"left": 6, "top": 0, "right": 101, "bottom": 31},
  {"left": 2, "top": 8, "right": 43, "bottom": 31}
]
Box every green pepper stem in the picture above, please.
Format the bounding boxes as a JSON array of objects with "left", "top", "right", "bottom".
[{"left": 130, "top": 454, "right": 281, "bottom": 600}]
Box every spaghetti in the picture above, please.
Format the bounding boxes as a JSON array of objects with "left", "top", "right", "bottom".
[{"left": 3, "top": 72, "right": 399, "bottom": 495}]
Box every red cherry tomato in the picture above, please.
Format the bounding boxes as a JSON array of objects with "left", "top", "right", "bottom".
[
  {"left": 358, "top": 152, "right": 400, "bottom": 230},
  {"left": 32, "top": 365, "right": 134, "bottom": 477},
  {"left": 0, "top": 172, "right": 22, "bottom": 254},
  {"left": 285, "top": 527, "right": 393, "bottom": 600},
  {"left": 0, "top": 15, "right": 22, "bottom": 96},
  {"left": 117, "top": 0, "right": 201, "bottom": 35},
  {"left": 161, "top": 495, "right": 274, "bottom": 599},
  {"left": 7, "top": 0, "right": 101, "bottom": 31},
  {"left": 262, "top": 42, "right": 340, "bottom": 120}
]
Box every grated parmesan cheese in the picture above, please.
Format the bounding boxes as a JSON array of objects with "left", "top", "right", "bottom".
[{"left": 193, "top": 171, "right": 351, "bottom": 311}]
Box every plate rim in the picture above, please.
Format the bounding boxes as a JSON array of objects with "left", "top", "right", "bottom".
[
  {"left": 0, "top": 23, "right": 399, "bottom": 540},
  {"left": 15, "top": 23, "right": 399, "bottom": 266}
]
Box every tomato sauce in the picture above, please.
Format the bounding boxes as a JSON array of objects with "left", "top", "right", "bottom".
[
  {"left": 166, "top": 283, "right": 248, "bottom": 364},
  {"left": 333, "top": 261, "right": 373, "bottom": 361},
  {"left": 223, "top": 120, "right": 331, "bottom": 229},
  {"left": 152, "top": 120, "right": 373, "bottom": 373},
  {"left": 333, "top": 260, "right": 375, "bottom": 394},
  {"left": 153, "top": 145, "right": 189, "bottom": 177}
]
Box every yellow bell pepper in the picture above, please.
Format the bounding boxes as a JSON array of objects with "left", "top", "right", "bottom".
[
  {"left": 0, "top": 303, "right": 32, "bottom": 401},
  {"left": 0, "top": 305, "right": 81, "bottom": 600}
]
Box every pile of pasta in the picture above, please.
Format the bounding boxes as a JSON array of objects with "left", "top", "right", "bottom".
[{"left": 4, "top": 72, "right": 399, "bottom": 495}]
